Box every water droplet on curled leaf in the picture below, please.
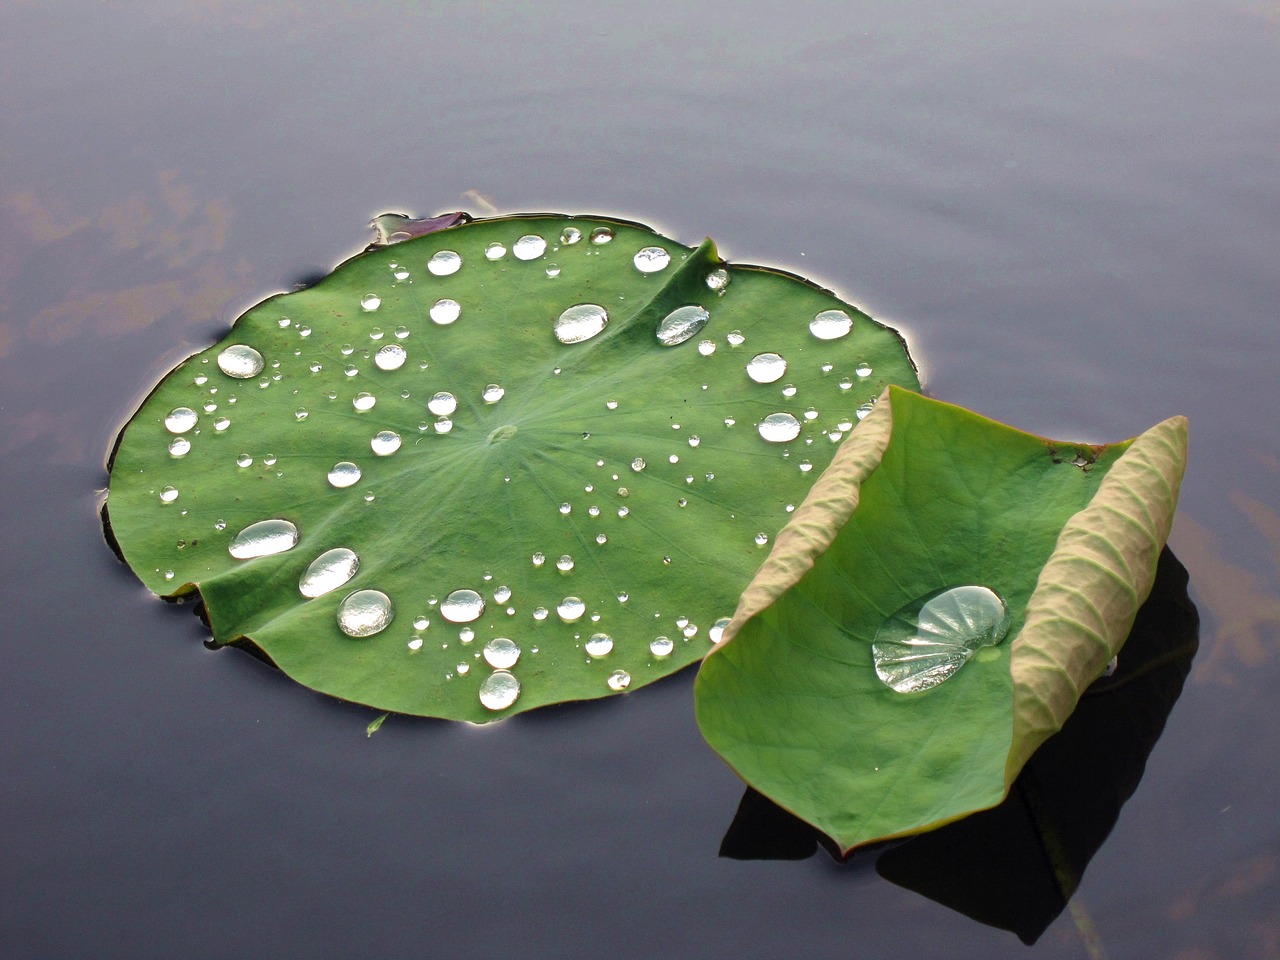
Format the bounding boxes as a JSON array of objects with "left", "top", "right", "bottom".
[
  {"left": 656, "top": 305, "right": 710, "bottom": 346},
  {"left": 709, "top": 617, "right": 732, "bottom": 643},
  {"left": 164, "top": 407, "right": 198, "bottom": 434},
  {"left": 430, "top": 299, "right": 461, "bottom": 325},
  {"left": 872, "top": 585, "right": 1011, "bottom": 693},
  {"left": 810, "top": 309, "right": 853, "bottom": 340},
  {"left": 337, "top": 589, "right": 394, "bottom": 637},
  {"left": 555, "top": 303, "right": 609, "bottom": 344},
  {"left": 218, "top": 344, "right": 265, "bottom": 379},
  {"left": 228, "top": 519, "right": 299, "bottom": 559},
  {"left": 746, "top": 352, "right": 787, "bottom": 383},
  {"left": 428, "top": 250, "right": 462, "bottom": 276},
  {"left": 441, "top": 589, "right": 485, "bottom": 623},
  {"left": 479, "top": 670, "right": 520, "bottom": 711},
  {"left": 327, "top": 461, "right": 361, "bottom": 488},
  {"left": 299, "top": 547, "right": 360, "bottom": 598},
  {"left": 483, "top": 637, "right": 521, "bottom": 669}
]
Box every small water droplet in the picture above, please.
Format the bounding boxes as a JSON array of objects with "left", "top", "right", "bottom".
[
  {"left": 873, "top": 585, "right": 1011, "bottom": 693},
  {"left": 855, "top": 361, "right": 873, "bottom": 378},
  {"left": 369, "top": 327, "right": 384, "bottom": 341},
  {"left": 193, "top": 374, "right": 208, "bottom": 386},
  {"left": 697, "top": 339, "right": 717, "bottom": 356},
  {"left": 798, "top": 459, "right": 813, "bottom": 473},
  {"left": 459, "top": 626, "right": 475, "bottom": 642},
  {"left": 163, "top": 570, "right": 175, "bottom": 581},
  {"left": 857, "top": 401, "right": 876, "bottom": 420},
  {"left": 545, "top": 263, "right": 561, "bottom": 278},
  {"left": 595, "top": 533, "right": 608, "bottom": 545},
  {"left": 413, "top": 616, "right": 429, "bottom": 631},
  {"left": 309, "top": 361, "right": 323, "bottom": 374},
  {"left": 585, "top": 633, "right": 613, "bottom": 657},
  {"left": 328, "top": 461, "right": 362, "bottom": 488},
  {"left": 168, "top": 437, "right": 191, "bottom": 457},
  {"left": 605, "top": 399, "right": 619, "bottom": 411},
  {"left": 656, "top": 305, "right": 710, "bottom": 346},
  {"left": 479, "top": 670, "right": 520, "bottom": 711},
  {"left": 668, "top": 454, "right": 679, "bottom": 464},
  {"left": 235, "top": 453, "right": 253, "bottom": 468},
  {"left": 633, "top": 246, "right": 671, "bottom": 273},
  {"left": 213, "top": 519, "right": 227, "bottom": 531},
  {"left": 810, "top": 309, "right": 853, "bottom": 340},
  {"left": 650, "top": 636, "right": 674, "bottom": 657},
  {"left": 213, "top": 417, "right": 231, "bottom": 432},
  {"left": 228, "top": 518, "right": 299, "bottom": 559},
  {"left": 682, "top": 623, "right": 698, "bottom": 638},
  {"left": 629, "top": 457, "right": 646, "bottom": 473},
  {"left": 217, "top": 344, "right": 265, "bottom": 379},
  {"left": 558, "top": 502, "right": 571, "bottom": 516},
  {"left": 837, "top": 418, "right": 854, "bottom": 432},
  {"left": 513, "top": 234, "right": 548, "bottom": 260},
  {"left": 532, "top": 606, "right": 549, "bottom": 621},
  {"left": 344, "top": 364, "right": 359, "bottom": 378},
  {"left": 353, "top": 392, "right": 377, "bottom": 412},
  {"left": 723, "top": 417, "right": 736, "bottom": 427},
  {"left": 407, "top": 636, "right": 423, "bottom": 651},
  {"left": 374, "top": 343, "right": 407, "bottom": 371},
  {"left": 164, "top": 407, "right": 198, "bottom": 434},
  {"left": 557, "top": 597, "right": 585, "bottom": 622},
  {"left": 590, "top": 226, "right": 614, "bottom": 244},
  {"left": 709, "top": 617, "right": 733, "bottom": 644},
  {"left": 370, "top": 430, "right": 402, "bottom": 456},
  {"left": 560, "top": 226, "right": 582, "bottom": 244},
  {"left": 531, "top": 552, "right": 546, "bottom": 567},
  {"left": 294, "top": 408, "right": 309, "bottom": 421},
  {"left": 555, "top": 303, "right": 609, "bottom": 344},
  {"left": 803, "top": 407, "right": 819, "bottom": 421},
  {"left": 430, "top": 299, "right": 461, "bottom": 325},
  {"left": 1102, "top": 655, "right": 1118, "bottom": 678},
  {"left": 299, "top": 547, "right": 360, "bottom": 598},
  {"left": 392, "top": 264, "right": 410, "bottom": 281},
  {"left": 746, "top": 352, "right": 787, "bottom": 383},
  {"left": 607, "top": 670, "right": 631, "bottom": 691},
  {"left": 202, "top": 401, "right": 218, "bottom": 413},
  {"left": 482, "top": 383, "right": 505, "bottom": 404},
  {"left": 726, "top": 330, "right": 745, "bottom": 346},
  {"left": 485, "top": 241, "right": 507, "bottom": 260},
  {"left": 434, "top": 417, "right": 453, "bottom": 434},
  {"left": 427, "top": 391, "right": 458, "bottom": 416},
  {"left": 483, "top": 637, "right": 521, "bottom": 669},
  {"left": 428, "top": 250, "right": 462, "bottom": 276},
  {"left": 556, "top": 555, "right": 575, "bottom": 572},
  {"left": 758, "top": 412, "right": 801, "bottom": 442},
  {"left": 335, "top": 589, "right": 393, "bottom": 637},
  {"left": 754, "top": 532, "right": 769, "bottom": 546},
  {"left": 159, "top": 486, "right": 179, "bottom": 503},
  {"left": 360, "top": 293, "right": 382, "bottom": 312},
  {"left": 781, "top": 384, "right": 797, "bottom": 398}
]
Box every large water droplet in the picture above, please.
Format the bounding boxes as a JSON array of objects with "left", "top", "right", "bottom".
[
  {"left": 228, "top": 518, "right": 299, "bottom": 559},
  {"left": 374, "top": 343, "right": 407, "bottom": 371},
  {"left": 557, "top": 597, "right": 585, "bottom": 622},
  {"left": 441, "top": 589, "right": 485, "bottom": 623},
  {"left": 590, "top": 226, "right": 613, "bottom": 244},
  {"left": 428, "top": 391, "right": 458, "bottom": 416},
  {"left": 746, "top": 352, "right": 787, "bottom": 383},
  {"left": 758, "top": 412, "right": 801, "bottom": 442},
  {"left": 585, "top": 633, "right": 613, "bottom": 657},
  {"left": 164, "top": 407, "right": 198, "bottom": 434},
  {"left": 360, "top": 293, "right": 381, "bottom": 311},
  {"left": 299, "top": 547, "right": 360, "bottom": 598},
  {"left": 633, "top": 246, "right": 670, "bottom": 273},
  {"left": 370, "top": 430, "right": 402, "bottom": 456},
  {"left": 428, "top": 250, "right": 462, "bottom": 276},
  {"left": 872, "top": 585, "right": 1011, "bottom": 693},
  {"left": 328, "top": 461, "right": 362, "bottom": 487},
  {"left": 555, "top": 304, "right": 609, "bottom": 344},
  {"left": 479, "top": 670, "right": 520, "bottom": 711},
  {"left": 607, "top": 670, "right": 631, "bottom": 691},
  {"left": 513, "top": 235, "right": 547, "bottom": 260},
  {"left": 430, "top": 299, "right": 461, "bottom": 325},
  {"left": 650, "top": 636, "right": 674, "bottom": 657},
  {"left": 218, "top": 344, "right": 265, "bottom": 379},
  {"left": 483, "top": 637, "right": 521, "bottom": 669},
  {"left": 656, "top": 305, "right": 710, "bottom": 346},
  {"left": 337, "top": 589, "right": 394, "bottom": 637},
  {"left": 810, "top": 309, "right": 853, "bottom": 340}
]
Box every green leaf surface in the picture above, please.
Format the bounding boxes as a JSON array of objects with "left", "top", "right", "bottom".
[
  {"left": 694, "top": 386, "right": 1187, "bottom": 853},
  {"left": 106, "top": 213, "right": 918, "bottom": 722}
]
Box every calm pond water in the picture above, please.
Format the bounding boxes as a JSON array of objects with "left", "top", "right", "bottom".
[{"left": 2, "top": 1, "right": 1277, "bottom": 957}]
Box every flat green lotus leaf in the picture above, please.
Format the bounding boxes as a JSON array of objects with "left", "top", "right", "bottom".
[
  {"left": 694, "top": 386, "right": 1187, "bottom": 853},
  {"left": 105, "top": 213, "right": 919, "bottom": 722}
]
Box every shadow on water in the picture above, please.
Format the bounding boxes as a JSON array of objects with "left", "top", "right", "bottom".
[{"left": 719, "top": 546, "right": 1200, "bottom": 944}]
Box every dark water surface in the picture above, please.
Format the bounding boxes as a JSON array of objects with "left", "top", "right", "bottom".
[{"left": 2, "top": 2, "right": 1277, "bottom": 957}]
